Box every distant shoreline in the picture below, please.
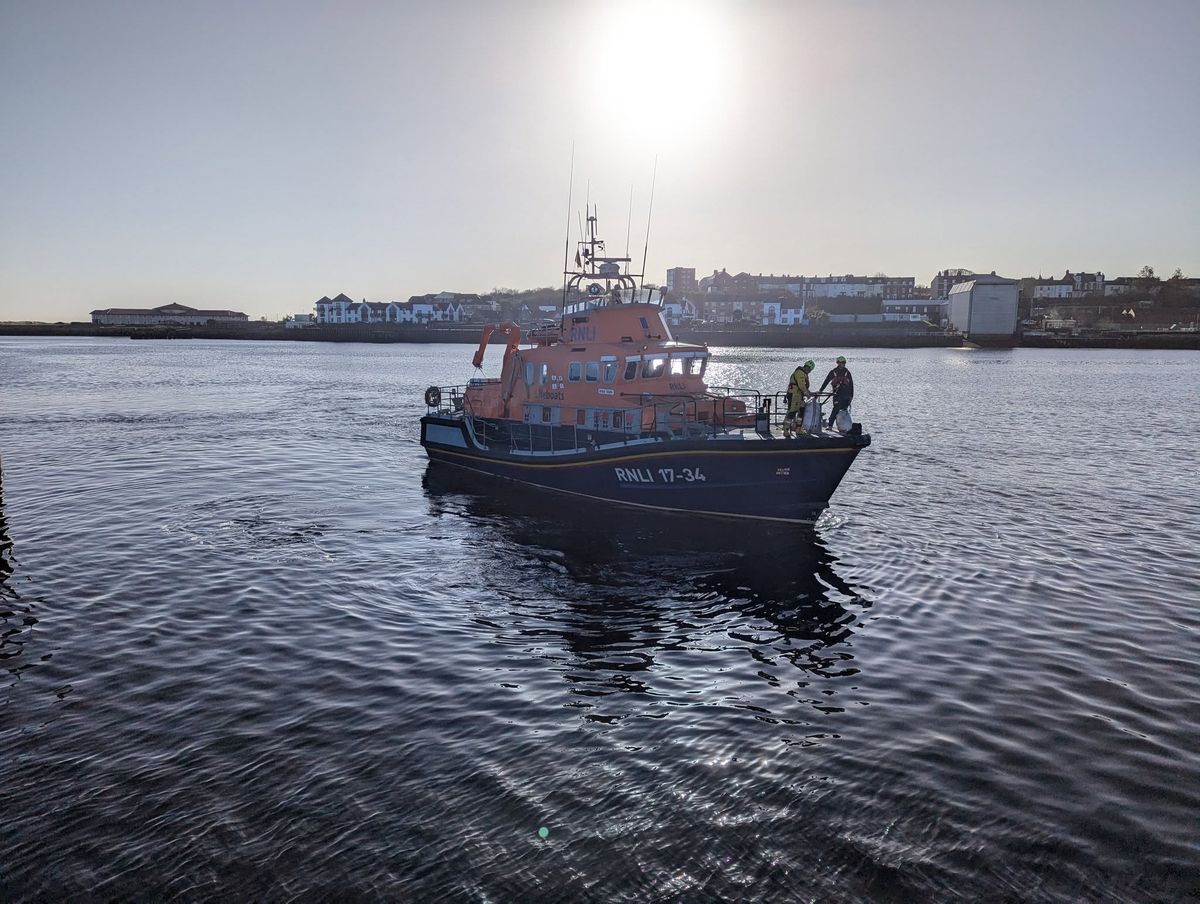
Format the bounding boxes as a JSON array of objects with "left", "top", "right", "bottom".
[{"left": 1, "top": 321, "right": 1196, "bottom": 350}]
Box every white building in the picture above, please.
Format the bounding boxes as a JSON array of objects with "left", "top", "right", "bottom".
[
  {"left": 433, "top": 300, "right": 465, "bottom": 322},
  {"left": 405, "top": 302, "right": 432, "bottom": 323},
  {"left": 661, "top": 297, "right": 698, "bottom": 325},
  {"left": 1032, "top": 280, "right": 1074, "bottom": 299},
  {"left": 1070, "top": 271, "right": 1105, "bottom": 294},
  {"left": 400, "top": 301, "right": 463, "bottom": 324},
  {"left": 947, "top": 274, "right": 1019, "bottom": 339},
  {"left": 314, "top": 294, "right": 359, "bottom": 323},
  {"left": 761, "top": 300, "right": 807, "bottom": 325},
  {"left": 314, "top": 294, "right": 463, "bottom": 325},
  {"left": 349, "top": 301, "right": 404, "bottom": 323},
  {"left": 411, "top": 292, "right": 493, "bottom": 320},
  {"left": 404, "top": 300, "right": 458, "bottom": 323}
]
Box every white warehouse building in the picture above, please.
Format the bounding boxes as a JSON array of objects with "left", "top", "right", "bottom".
[{"left": 947, "top": 274, "right": 1018, "bottom": 340}]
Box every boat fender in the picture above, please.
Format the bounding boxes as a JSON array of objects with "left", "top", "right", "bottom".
[{"left": 424, "top": 386, "right": 441, "bottom": 408}]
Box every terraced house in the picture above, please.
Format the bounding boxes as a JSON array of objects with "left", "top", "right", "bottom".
[{"left": 313, "top": 293, "right": 465, "bottom": 324}]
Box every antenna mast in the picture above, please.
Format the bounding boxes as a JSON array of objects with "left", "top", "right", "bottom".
[
  {"left": 560, "top": 144, "right": 575, "bottom": 310},
  {"left": 625, "top": 184, "right": 634, "bottom": 261},
  {"left": 639, "top": 156, "right": 658, "bottom": 299}
]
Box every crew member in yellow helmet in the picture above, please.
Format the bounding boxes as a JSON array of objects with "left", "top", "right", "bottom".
[{"left": 782, "top": 359, "right": 815, "bottom": 438}]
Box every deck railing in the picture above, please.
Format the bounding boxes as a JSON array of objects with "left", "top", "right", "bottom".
[{"left": 425, "top": 383, "right": 832, "bottom": 453}]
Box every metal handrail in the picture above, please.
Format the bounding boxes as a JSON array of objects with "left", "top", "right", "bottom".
[{"left": 427, "top": 382, "right": 834, "bottom": 448}]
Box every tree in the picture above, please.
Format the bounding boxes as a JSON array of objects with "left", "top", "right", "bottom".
[
  {"left": 1137, "top": 265, "right": 1155, "bottom": 279},
  {"left": 1169, "top": 268, "right": 1184, "bottom": 281}
]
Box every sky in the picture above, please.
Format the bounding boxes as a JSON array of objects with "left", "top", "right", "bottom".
[{"left": 1, "top": 0, "right": 1197, "bottom": 322}]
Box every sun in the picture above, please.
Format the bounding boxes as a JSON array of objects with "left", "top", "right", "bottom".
[{"left": 583, "top": 0, "right": 731, "bottom": 137}]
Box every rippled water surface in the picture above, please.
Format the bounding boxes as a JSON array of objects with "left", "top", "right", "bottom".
[{"left": 2, "top": 337, "right": 1198, "bottom": 902}]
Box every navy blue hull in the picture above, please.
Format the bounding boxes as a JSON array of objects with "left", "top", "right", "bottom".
[{"left": 421, "top": 416, "right": 868, "bottom": 523}]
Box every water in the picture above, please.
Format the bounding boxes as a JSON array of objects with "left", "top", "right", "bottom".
[{"left": 2, "top": 337, "right": 1198, "bottom": 902}]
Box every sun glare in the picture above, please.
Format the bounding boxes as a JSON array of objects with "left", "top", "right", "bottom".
[{"left": 584, "top": 0, "right": 729, "bottom": 139}]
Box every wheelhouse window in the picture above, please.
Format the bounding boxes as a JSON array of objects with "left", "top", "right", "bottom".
[
  {"left": 669, "top": 357, "right": 685, "bottom": 376},
  {"left": 538, "top": 362, "right": 549, "bottom": 384},
  {"left": 525, "top": 362, "right": 534, "bottom": 384},
  {"left": 585, "top": 361, "right": 599, "bottom": 382},
  {"left": 623, "top": 357, "right": 640, "bottom": 380},
  {"left": 642, "top": 356, "right": 666, "bottom": 378},
  {"left": 687, "top": 356, "right": 706, "bottom": 376},
  {"left": 601, "top": 357, "right": 618, "bottom": 383},
  {"left": 568, "top": 362, "right": 581, "bottom": 382}
]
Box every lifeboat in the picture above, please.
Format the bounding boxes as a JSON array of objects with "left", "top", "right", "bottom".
[{"left": 420, "top": 210, "right": 870, "bottom": 523}]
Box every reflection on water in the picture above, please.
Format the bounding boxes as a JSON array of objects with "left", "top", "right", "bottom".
[
  {"left": 0, "top": 459, "right": 12, "bottom": 580},
  {"left": 0, "top": 458, "right": 39, "bottom": 681},
  {"left": 421, "top": 463, "right": 867, "bottom": 601},
  {"left": 423, "top": 464, "right": 873, "bottom": 727}
]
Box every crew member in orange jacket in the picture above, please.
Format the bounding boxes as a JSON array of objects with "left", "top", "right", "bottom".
[{"left": 818, "top": 355, "right": 854, "bottom": 431}]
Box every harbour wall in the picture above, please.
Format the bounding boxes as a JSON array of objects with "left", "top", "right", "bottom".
[
  {"left": 0, "top": 322, "right": 961, "bottom": 348},
  {"left": 672, "top": 326, "right": 962, "bottom": 349},
  {"left": 1, "top": 321, "right": 1196, "bottom": 349}
]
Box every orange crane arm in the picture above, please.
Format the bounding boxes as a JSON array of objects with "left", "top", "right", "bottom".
[{"left": 471, "top": 321, "right": 522, "bottom": 369}]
